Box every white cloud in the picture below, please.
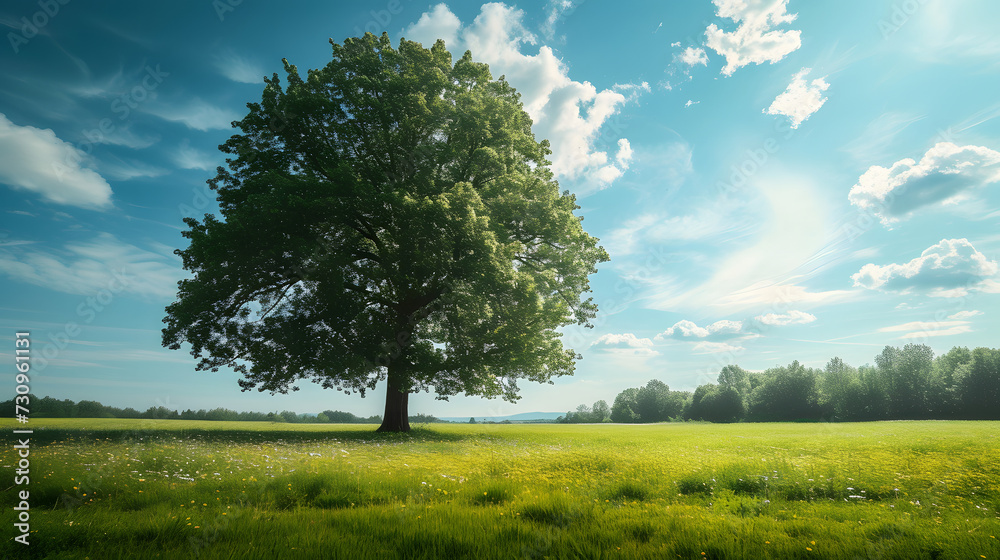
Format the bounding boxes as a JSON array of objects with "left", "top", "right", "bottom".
[
  {"left": 590, "top": 333, "right": 659, "bottom": 356},
  {"left": 755, "top": 310, "right": 817, "bottom": 326},
  {"left": 877, "top": 319, "right": 973, "bottom": 340},
  {"left": 615, "top": 138, "right": 633, "bottom": 168},
  {"left": 704, "top": 0, "right": 802, "bottom": 76},
  {"left": 0, "top": 233, "right": 183, "bottom": 299},
  {"left": 404, "top": 3, "right": 462, "bottom": 48},
  {"left": 848, "top": 142, "right": 1000, "bottom": 223},
  {"left": 684, "top": 100, "right": 700, "bottom": 108},
  {"left": 692, "top": 341, "right": 743, "bottom": 354},
  {"left": 677, "top": 46, "right": 709, "bottom": 66},
  {"left": 0, "top": 113, "right": 113, "bottom": 209},
  {"left": 100, "top": 126, "right": 159, "bottom": 150},
  {"left": 591, "top": 333, "right": 654, "bottom": 347},
  {"left": 899, "top": 326, "right": 973, "bottom": 339},
  {"left": 214, "top": 51, "right": 265, "bottom": 84},
  {"left": 878, "top": 320, "right": 968, "bottom": 333},
  {"left": 99, "top": 157, "right": 168, "bottom": 181},
  {"left": 763, "top": 68, "right": 829, "bottom": 129},
  {"left": 172, "top": 139, "right": 218, "bottom": 171},
  {"left": 948, "top": 310, "right": 983, "bottom": 320},
  {"left": 541, "top": 0, "right": 575, "bottom": 40},
  {"left": 655, "top": 319, "right": 744, "bottom": 341},
  {"left": 403, "top": 3, "right": 638, "bottom": 192},
  {"left": 145, "top": 98, "right": 240, "bottom": 131},
  {"left": 852, "top": 238, "right": 999, "bottom": 297}
]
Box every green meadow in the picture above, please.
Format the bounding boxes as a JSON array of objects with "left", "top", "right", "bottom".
[{"left": 2, "top": 419, "right": 999, "bottom": 559}]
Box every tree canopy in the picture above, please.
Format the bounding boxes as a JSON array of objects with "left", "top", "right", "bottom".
[{"left": 161, "top": 33, "right": 608, "bottom": 431}]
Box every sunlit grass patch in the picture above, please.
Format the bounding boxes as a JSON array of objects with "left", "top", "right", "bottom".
[{"left": 2, "top": 419, "right": 999, "bottom": 559}]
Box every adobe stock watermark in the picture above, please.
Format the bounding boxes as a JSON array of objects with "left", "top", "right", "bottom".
[
  {"left": 212, "top": 0, "right": 244, "bottom": 22},
  {"left": 352, "top": 0, "right": 418, "bottom": 38},
  {"left": 716, "top": 119, "right": 797, "bottom": 196},
  {"left": 7, "top": 0, "right": 71, "bottom": 54},
  {"left": 692, "top": 287, "right": 802, "bottom": 388},
  {"left": 878, "top": 0, "right": 933, "bottom": 39},
  {"left": 179, "top": 110, "right": 295, "bottom": 219},
  {"left": 52, "top": 64, "right": 169, "bottom": 181}
]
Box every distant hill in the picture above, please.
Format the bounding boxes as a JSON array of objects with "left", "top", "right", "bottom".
[{"left": 438, "top": 412, "right": 564, "bottom": 423}]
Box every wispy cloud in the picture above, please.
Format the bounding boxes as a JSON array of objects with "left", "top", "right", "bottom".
[
  {"left": 145, "top": 97, "right": 239, "bottom": 131},
  {"left": 171, "top": 139, "right": 219, "bottom": 170},
  {"left": 0, "top": 232, "right": 184, "bottom": 299},
  {"left": 644, "top": 172, "right": 850, "bottom": 313},
  {"left": 213, "top": 51, "right": 266, "bottom": 84},
  {"left": 877, "top": 318, "right": 974, "bottom": 340},
  {"left": 841, "top": 111, "right": 924, "bottom": 163}
]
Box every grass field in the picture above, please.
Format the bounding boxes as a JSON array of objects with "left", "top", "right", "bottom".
[{"left": 2, "top": 419, "right": 999, "bottom": 559}]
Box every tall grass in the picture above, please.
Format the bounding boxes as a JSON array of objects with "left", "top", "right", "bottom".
[{"left": 1, "top": 419, "right": 998, "bottom": 559}]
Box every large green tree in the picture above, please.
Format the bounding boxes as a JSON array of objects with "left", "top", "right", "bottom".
[{"left": 161, "top": 33, "right": 608, "bottom": 432}]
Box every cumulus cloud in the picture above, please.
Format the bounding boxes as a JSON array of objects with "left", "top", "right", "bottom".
[
  {"left": 403, "top": 3, "right": 639, "bottom": 191},
  {"left": 145, "top": 97, "right": 240, "bottom": 131},
  {"left": 0, "top": 233, "right": 183, "bottom": 299},
  {"left": 841, "top": 111, "right": 924, "bottom": 163},
  {"left": 754, "top": 310, "right": 817, "bottom": 326},
  {"left": 852, "top": 238, "right": 999, "bottom": 297},
  {"left": 405, "top": 3, "right": 462, "bottom": 48},
  {"left": 0, "top": 113, "right": 113, "bottom": 209},
  {"left": 763, "top": 68, "right": 829, "bottom": 129},
  {"left": 848, "top": 142, "right": 1000, "bottom": 223},
  {"left": 705, "top": 0, "right": 802, "bottom": 76},
  {"left": 654, "top": 319, "right": 744, "bottom": 341},
  {"left": 590, "top": 333, "right": 658, "bottom": 355},
  {"left": 591, "top": 333, "right": 654, "bottom": 347},
  {"left": 677, "top": 46, "right": 709, "bottom": 66}
]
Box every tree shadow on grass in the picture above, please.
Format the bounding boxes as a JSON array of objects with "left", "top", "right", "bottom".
[{"left": 26, "top": 424, "right": 468, "bottom": 446}]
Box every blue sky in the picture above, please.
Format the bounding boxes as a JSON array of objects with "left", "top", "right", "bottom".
[{"left": 1, "top": 0, "right": 998, "bottom": 418}]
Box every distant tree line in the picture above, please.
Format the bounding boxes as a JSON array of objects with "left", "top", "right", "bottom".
[
  {"left": 0, "top": 396, "right": 443, "bottom": 424},
  {"left": 560, "top": 344, "right": 1000, "bottom": 423}
]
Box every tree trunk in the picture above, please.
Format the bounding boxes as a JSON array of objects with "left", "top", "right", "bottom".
[{"left": 377, "top": 371, "right": 410, "bottom": 432}]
